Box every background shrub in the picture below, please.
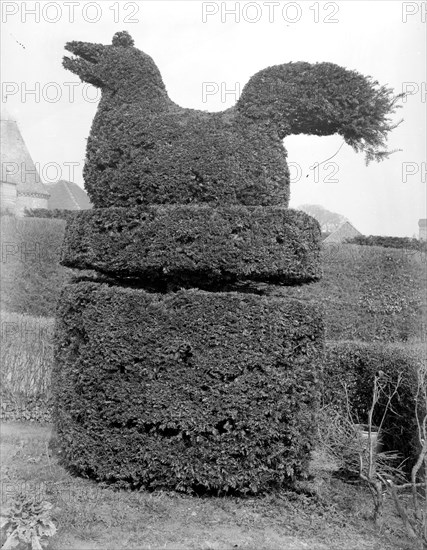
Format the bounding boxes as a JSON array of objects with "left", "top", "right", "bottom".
[
  {"left": 347, "top": 234, "right": 427, "bottom": 252},
  {"left": 281, "top": 244, "right": 426, "bottom": 342},
  {"left": 0, "top": 215, "right": 94, "bottom": 316},
  {"left": 53, "top": 281, "right": 324, "bottom": 495},
  {"left": 322, "top": 340, "right": 426, "bottom": 473},
  {"left": 0, "top": 311, "right": 54, "bottom": 423},
  {"left": 24, "top": 208, "right": 79, "bottom": 223},
  {"left": 0, "top": 216, "right": 72, "bottom": 316}
]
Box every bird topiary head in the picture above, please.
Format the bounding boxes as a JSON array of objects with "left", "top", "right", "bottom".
[{"left": 63, "top": 31, "right": 168, "bottom": 103}]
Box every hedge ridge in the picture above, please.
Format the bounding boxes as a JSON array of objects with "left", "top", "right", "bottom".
[
  {"left": 279, "top": 244, "right": 426, "bottom": 342},
  {"left": 61, "top": 205, "right": 321, "bottom": 285},
  {"left": 24, "top": 208, "right": 79, "bottom": 223},
  {"left": 3, "top": 214, "right": 423, "bottom": 339},
  {"left": 347, "top": 234, "right": 427, "bottom": 252},
  {"left": 53, "top": 281, "right": 324, "bottom": 494},
  {"left": 0, "top": 215, "right": 73, "bottom": 316}
]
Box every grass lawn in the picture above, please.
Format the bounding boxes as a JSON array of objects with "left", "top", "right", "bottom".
[{"left": 0, "top": 422, "right": 414, "bottom": 550}]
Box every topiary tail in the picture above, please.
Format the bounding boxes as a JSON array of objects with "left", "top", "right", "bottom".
[{"left": 236, "top": 61, "right": 403, "bottom": 163}]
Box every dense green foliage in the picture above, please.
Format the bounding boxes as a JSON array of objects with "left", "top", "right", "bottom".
[
  {"left": 238, "top": 62, "right": 401, "bottom": 163},
  {"left": 24, "top": 208, "right": 79, "bottom": 223},
  {"left": 62, "top": 205, "right": 321, "bottom": 286},
  {"left": 0, "top": 311, "right": 54, "bottom": 423},
  {"left": 53, "top": 281, "right": 324, "bottom": 494},
  {"left": 63, "top": 33, "right": 400, "bottom": 209},
  {"left": 0, "top": 215, "right": 72, "bottom": 317},
  {"left": 2, "top": 216, "right": 424, "bottom": 342},
  {"left": 323, "top": 341, "right": 425, "bottom": 472},
  {"left": 281, "top": 244, "right": 426, "bottom": 342},
  {"left": 347, "top": 234, "right": 427, "bottom": 252},
  {"left": 50, "top": 31, "right": 404, "bottom": 494}
]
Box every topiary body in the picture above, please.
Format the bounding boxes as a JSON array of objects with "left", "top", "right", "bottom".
[
  {"left": 63, "top": 33, "right": 400, "bottom": 208},
  {"left": 53, "top": 31, "right": 400, "bottom": 494}
]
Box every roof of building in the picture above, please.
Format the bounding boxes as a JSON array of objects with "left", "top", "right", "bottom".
[
  {"left": 323, "top": 221, "right": 362, "bottom": 243},
  {"left": 44, "top": 180, "right": 92, "bottom": 210},
  {"left": 0, "top": 113, "right": 49, "bottom": 198}
]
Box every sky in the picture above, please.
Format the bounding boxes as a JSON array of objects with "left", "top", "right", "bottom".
[{"left": 1, "top": 0, "right": 426, "bottom": 236}]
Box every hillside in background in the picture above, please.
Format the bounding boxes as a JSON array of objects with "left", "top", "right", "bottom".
[
  {"left": 1, "top": 215, "right": 426, "bottom": 342},
  {"left": 298, "top": 204, "right": 349, "bottom": 234}
]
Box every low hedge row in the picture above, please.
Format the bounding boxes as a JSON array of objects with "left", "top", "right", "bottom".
[
  {"left": 281, "top": 244, "right": 426, "bottom": 342},
  {"left": 0, "top": 215, "right": 72, "bottom": 316},
  {"left": 24, "top": 208, "right": 79, "bottom": 223},
  {"left": 323, "top": 341, "right": 425, "bottom": 473},
  {"left": 347, "top": 234, "right": 427, "bottom": 252},
  {"left": 0, "top": 392, "right": 52, "bottom": 424},
  {"left": 60, "top": 205, "right": 321, "bottom": 286},
  {"left": 53, "top": 281, "right": 324, "bottom": 495}
]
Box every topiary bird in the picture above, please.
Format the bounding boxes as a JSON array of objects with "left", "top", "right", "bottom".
[
  {"left": 55, "top": 30, "right": 402, "bottom": 496},
  {"left": 63, "top": 30, "right": 401, "bottom": 209}
]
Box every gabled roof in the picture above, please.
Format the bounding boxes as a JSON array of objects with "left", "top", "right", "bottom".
[
  {"left": 1, "top": 113, "right": 49, "bottom": 198},
  {"left": 44, "top": 180, "right": 92, "bottom": 210},
  {"left": 323, "top": 221, "right": 362, "bottom": 243}
]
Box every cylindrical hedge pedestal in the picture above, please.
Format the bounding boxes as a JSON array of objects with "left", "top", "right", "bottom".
[
  {"left": 53, "top": 281, "right": 323, "bottom": 494},
  {"left": 60, "top": 205, "right": 322, "bottom": 286}
]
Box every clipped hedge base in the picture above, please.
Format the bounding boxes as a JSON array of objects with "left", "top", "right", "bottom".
[
  {"left": 60, "top": 205, "right": 321, "bottom": 286},
  {"left": 53, "top": 281, "right": 324, "bottom": 495}
]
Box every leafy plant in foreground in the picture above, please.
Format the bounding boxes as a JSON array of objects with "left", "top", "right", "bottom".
[{"left": 0, "top": 493, "right": 57, "bottom": 550}]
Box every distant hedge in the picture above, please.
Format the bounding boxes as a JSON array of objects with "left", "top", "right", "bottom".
[
  {"left": 323, "top": 341, "right": 425, "bottom": 473},
  {"left": 347, "top": 234, "right": 427, "bottom": 252},
  {"left": 0, "top": 215, "right": 72, "bottom": 317},
  {"left": 53, "top": 281, "right": 324, "bottom": 494},
  {"left": 61, "top": 206, "right": 321, "bottom": 286},
  {"left": 24, "top": 208, "right": 79, "bottom": 224},
  {"left": 280, "top": 244, "right": 426, "bottom": 342}
]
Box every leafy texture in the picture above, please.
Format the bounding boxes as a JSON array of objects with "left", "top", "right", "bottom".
[
  {"left": 61, "top": 205, "right": 321, "bottom": 286},
  {"left": 0, "top": 493, "right": 57, "bottom": 549},
  {"left": 25, "top": 208, "right": 80, "bottom": 223},
  {"left": 52, "top": 30, "right": 401, "bottom": 494},
  {"left": 237, "top": 62, "right": 402, "bottom": 163},
  {"left": 62, "top": 33, "right": 400, "bottom": 208},
  {"left": 323, "top": 341, "right": 425, "bottom": 474},
  {"left": 0, "top": 215, "right": 72, "bottom": 317},
  {"left": 281, "top": 244, "right": 426, "bottom": 342},
  {"left": 53, "top": 281, "right": 324, "bottom": 494},
  {"left": 346, "top": 234, "right": 427, "bottom": 252}
]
